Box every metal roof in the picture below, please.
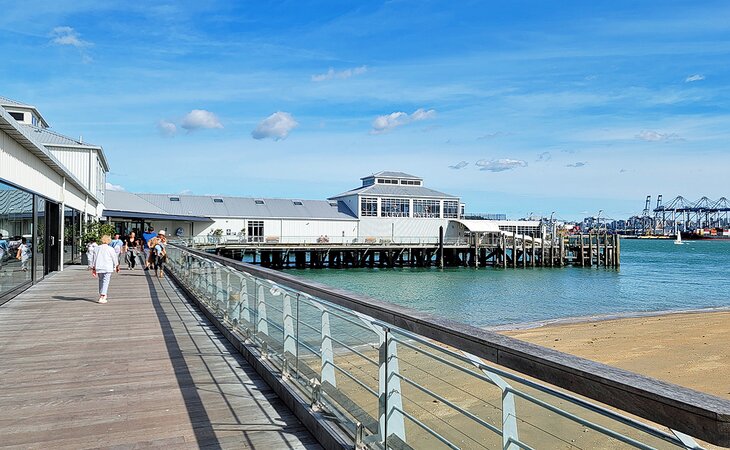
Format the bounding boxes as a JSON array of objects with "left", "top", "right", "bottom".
[
  {"left": 0, "top": 106, "right": 99, "bottom": 203},
  {"left": 0, "top": 96, "right": 50, "bottom": 128},
  {"left": 329, "top": 183, "right": 458, "bottom": 200},
  {"left": 21, "top": 124, "right": 97, "bottom": 147},
  {"left": 104, "top": 191, "right": 358, "bottom": 221},
  {"left": 361, "top": 171, "right": 421, "bottom": 180}
]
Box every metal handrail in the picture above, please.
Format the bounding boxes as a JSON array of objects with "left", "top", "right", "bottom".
[{"left": 166, "top": 244, "right": 728, "bottom": 448}]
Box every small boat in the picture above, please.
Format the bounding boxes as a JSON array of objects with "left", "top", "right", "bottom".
[{"left": 674, "top": 233, "right": 683, "bottom": 245}]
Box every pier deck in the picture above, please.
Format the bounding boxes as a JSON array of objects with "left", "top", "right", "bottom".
[{"left": 0, "top": 266, "right": 319, "bottom": 449}]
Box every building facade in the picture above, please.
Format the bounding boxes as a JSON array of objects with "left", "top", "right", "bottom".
[{"left": 0, "top": 96, "right": 109, "bottom": 302}]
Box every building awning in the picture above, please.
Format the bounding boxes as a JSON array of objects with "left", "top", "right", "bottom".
[
  {"left": 103, "top": 210, "right": 212, "bottom": 222},
  {"left": 449, "top": 219, "right": 501, "bottom": 233}
]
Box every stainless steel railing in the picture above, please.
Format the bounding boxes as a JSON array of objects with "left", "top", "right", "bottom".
[{"left": 165, "top": 244, "right": 724, "bottom": 449}]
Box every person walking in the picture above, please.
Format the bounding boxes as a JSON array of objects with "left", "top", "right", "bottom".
[
  {"left": 86, "top": 239, "right": 98, "bottom": 270},
  {"left": 16, "top": 237, "right": 31, "bottom": 272},
  {"left": 147, "top": 230, "right": 168, "bottom": 278},
  {"left": 91, "top": 235, "right": 120, "bottom": 304},
  {"left": 0, "top": 233, "right": 8, "bottom": 271},
  {"left": 123, "top": 231, "right": 140, "bottom": 270},
  {"left": 110, "top": 233, "right": 124, "bottom": 256},
  {"left": 142, "top": 226, "right": 156, "bottom": 271}
]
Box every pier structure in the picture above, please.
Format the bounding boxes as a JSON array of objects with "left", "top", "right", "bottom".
[{"left": 193, "top": 229, "right": 620, "bottom": 270}]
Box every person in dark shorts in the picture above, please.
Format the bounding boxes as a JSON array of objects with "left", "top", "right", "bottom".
[{"left": 142, "top": 226, "right": 156, "bottom": 270}]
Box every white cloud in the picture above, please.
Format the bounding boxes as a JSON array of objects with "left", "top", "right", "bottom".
[
  {"left": 251, "top": 111, "right": 298, "bottom": 140},
  {"left": 105, "top": 182, "right": 125, "bottom": 191},
  {"left": 312, "top": 65, "right": 367, "bottom": 82},
  {"left": 180, "top": 109, "right": 223, "bottom": 131},
  {"left": 157, "top": 120, "right": 177, "bottom": 136},
  {"left": 449, "top": 161, "right": 468, "bottom": 170},
  {"left": 566, "top": 162, "right": 587, "bottom": 168},
  {"left": 685, "top": 74, "right": 705, "bottom": 82},
  {"left": 475, "top": 159, "right": 527, "bottom": 172},
  {"left": 178, "top": 189, "right": 193, "bottom": 195},
  {"left": 635, "top": 130, "right": 683, "bottom": 142},
  {"left": 371, "top": 108, "right": 436, "bottom": 134},
  {"left": 50, "top": 26, "right": 91, "bottom": 48},
  {"left": 476, "top": 131, "right": 507, "bottom": 140}
]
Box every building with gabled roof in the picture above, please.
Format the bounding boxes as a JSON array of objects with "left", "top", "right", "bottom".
[{"left": 1, "top": 95, "right": 110, "bottom": 301}]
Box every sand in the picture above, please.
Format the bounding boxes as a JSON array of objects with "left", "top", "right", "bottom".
[{"left": 500, "top": 310, "right": 730, "bottom": 400}]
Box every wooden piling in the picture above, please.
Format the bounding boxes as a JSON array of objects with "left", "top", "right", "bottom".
[
  {"left": 512, "top": 231, "right": 517, "bottom": 268},
  {"left": 588, "top": 234, "right": 594, "bottom": 267},
  {"left": 615, "top": 234, "right": 621, "bottom": 267},
  {"left": 530, "top": 236, "right": 536, "bottom": 267},
  {"left": 521, "top": 235, "right": 527, "bottom": 268}
]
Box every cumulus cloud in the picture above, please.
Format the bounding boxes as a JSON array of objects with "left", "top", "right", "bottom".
[
  {"left": 566, "top": 162, "right": 587, "bottom": 168},
  {"left": 685, "top": 74, "right": 705, "bottom": 82},
  {"left": 371, "top": 108, "right": 436, "bottom": 134},
  {"left": 536, "top": 151, "right": 551, "bottom": 161},
  {"left": 449, "top": 161, "right": 469, "bottom": 170},
  {"left": 105, "top": 182, "right": 125, "bottom": 191},
  {"left": 475, "top": 159, "right": 527, "bottom": 172},
  {"left": 51, "top": 26, "right": 91, "bottom": 48},
  {"left": 312, "top": 65, "right": 367, "bottom": 82},
  {"left": 157, "top": 120, "right": 177, "bottom": 136},
  {"left": 180, "top": 109, "right": 223, "bottom": 131},
  {"left": 251, "top": 111, "right": 298, "bottom": 140},
  {"left": 635, "top": 130, "right": 683, "bottom": 142}
]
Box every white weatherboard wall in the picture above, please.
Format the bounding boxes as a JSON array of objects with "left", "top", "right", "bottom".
[
  {"left": 0, "top": 129, "right": 63, "bottom": 201},
  {"left": 358, "top": 217, "right": 448, "bottom": 242},
  {"left": 190, "top": 218, "right": 359, "bottom": 243}
]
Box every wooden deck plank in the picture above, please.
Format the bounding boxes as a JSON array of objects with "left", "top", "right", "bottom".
[{"left": 0, "top": 266, "right": 320, "bottom": 449}]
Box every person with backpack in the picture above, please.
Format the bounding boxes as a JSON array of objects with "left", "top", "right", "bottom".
[
  {"left": 142, "top": 226, "right": 156, "bottom": 271},
  {"left": 146, "top": 230, "right": 167, "bottom": 278}
]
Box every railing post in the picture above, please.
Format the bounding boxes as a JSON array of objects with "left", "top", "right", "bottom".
[
  {"left": 375, "top": 326, "right": 405, "bottom": 446},
  {"left": 463, "top": 352, "right": 519, "bottom": 450},
  {"left": 257, "top": 282, "right": 269, "bottom": 336},
  {"left": 282, "top": 293, "right": 296, "bottom": 369},
  {"left": 312, "top": 303, "right": 336, "bottom": 388}
]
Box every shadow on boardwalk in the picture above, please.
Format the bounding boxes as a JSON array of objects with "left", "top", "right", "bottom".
[{"left": 0, "top": 266, "right": 320, "bottom": 449}]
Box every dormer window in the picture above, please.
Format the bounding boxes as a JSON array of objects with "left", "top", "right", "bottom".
[
  {"left": 213, "top": 198, "right": 223, "bottom": 203},
  {"left": 254, "top": 199, "right": 265, "bottom": 205},
  {"left": 169, "top": 197, "right": 180, "bottom": 202}
]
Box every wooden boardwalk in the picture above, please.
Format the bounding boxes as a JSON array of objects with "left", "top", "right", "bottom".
[{"left": 0, "top": 266, "right": 320, "bottom": 449}]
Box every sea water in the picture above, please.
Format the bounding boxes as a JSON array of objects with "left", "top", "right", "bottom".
[{"left": 288, "top": 239, "right": 730, "bottom": 328}]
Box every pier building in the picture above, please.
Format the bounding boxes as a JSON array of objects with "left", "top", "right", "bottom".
[{"left": 0, "top": 96, "right": 109, "bottom": 302}]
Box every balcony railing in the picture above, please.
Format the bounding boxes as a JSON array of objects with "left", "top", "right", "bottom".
[{"left": 165, "top": 243, "right": 729, "bottom": 449}]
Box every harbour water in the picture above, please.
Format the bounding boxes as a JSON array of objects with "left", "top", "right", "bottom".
[{"left": 289, "top": 239, "right": 730, "bottom": 328}]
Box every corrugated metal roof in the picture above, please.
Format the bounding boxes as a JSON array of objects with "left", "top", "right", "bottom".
[
  {"left": 361, "top": 171, "right": 420, "bottom": 179},
  {"left": 21, "top": 124, "right": 98, "bottom": 148},
  {"left": 0, "top": 96, "right": 29, "bottom": 107},
  {"left": 104, "top": 191, "right": 358, "bottom": 221},
  {"left": 329, "top": 184, "right": 458, "bottom": 200},
  {"left": 0, "top": 188, "right": 34, "bottom": 215}
]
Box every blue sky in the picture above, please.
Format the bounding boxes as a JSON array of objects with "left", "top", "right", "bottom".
[{"left": 2, "top": 1, "right": 729, "bottom": 221}]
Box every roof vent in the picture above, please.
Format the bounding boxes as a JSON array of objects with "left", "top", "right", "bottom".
[
  {"left": 254, "top": 199, "right": 265, "bottom": 205},
  {"left": 293, "top": 200, "right": 303, "bottom": 206},
  {"left": 329, "top": 201, "right": 338, "bottom": 207},
  {"left": 213, "top": 198, "right": 223, "bottom": 203},
  {"left": 169, "top": 197, "right": 180, "bottom": 202}
]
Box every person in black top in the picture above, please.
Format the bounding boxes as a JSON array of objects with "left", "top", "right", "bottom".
[{"left": 123, "top": 231, "right": 141, "bottom": 270}]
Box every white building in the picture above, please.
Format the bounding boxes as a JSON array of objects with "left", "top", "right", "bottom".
[
  {"left": 104, "top": 171, "right": 543, "bottom": 244},
  {"left": 0, "top": 96, "right": 109, "bottom": 302}
]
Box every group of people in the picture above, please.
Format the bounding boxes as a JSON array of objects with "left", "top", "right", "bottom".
[
  {"left": 0, "top": 233, "right": 32, "bottom": 272},
  {"left": 87, "top": 226, "right": 168, "bottom": 304}
]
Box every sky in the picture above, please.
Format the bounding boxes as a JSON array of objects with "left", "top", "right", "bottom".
[{"left": 1, "top": 1, "right": 729, "bottom": 221}]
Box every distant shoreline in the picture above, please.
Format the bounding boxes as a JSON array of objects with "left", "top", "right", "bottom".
[{"left": 487, "top": 305, "right": 730, "bottom": 331}]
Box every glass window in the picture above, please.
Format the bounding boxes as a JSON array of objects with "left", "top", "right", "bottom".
[
  {"left": 63, "top": 207, "right": 82, "bottom": 265},
  {"left": 360, "top": 197, "right": 378, "bottom": 217},
  {"left": 0, "top": 181, "right": 34, "bottom": 296},
  {"left": 443, "top": 200, "right": 459, "bottom": 218},
  {"left": 413, "top": 199, "right": 440, "bottom": 218},
  {"left": 381, "top": 198, "right": 410, "bottom": 217},
  {"left": 8, "top": 111, "right": 24, "bottom": 121},
  {"left": 247, "top": 220, "right": 264, "bottom": 242}
]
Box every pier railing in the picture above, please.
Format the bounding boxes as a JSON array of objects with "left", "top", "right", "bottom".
[
  {"left": 184, "top": 235, "right": 464, "bottom": 246},
  {"left": 165, "top": 243, "right": 729, "bottom": 449}
]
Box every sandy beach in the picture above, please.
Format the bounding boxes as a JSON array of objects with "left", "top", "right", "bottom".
[{"left": 500, "top": 310, "right": 730, "bottom": 400}]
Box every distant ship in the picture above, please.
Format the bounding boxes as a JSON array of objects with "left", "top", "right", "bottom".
[{"left": 681, "top": 228, "right": 730, "bottom": 240}]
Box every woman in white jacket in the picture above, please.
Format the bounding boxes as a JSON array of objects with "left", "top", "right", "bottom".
[{"left": 91, "top": 235, "right": 120, "bottom": 304}]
